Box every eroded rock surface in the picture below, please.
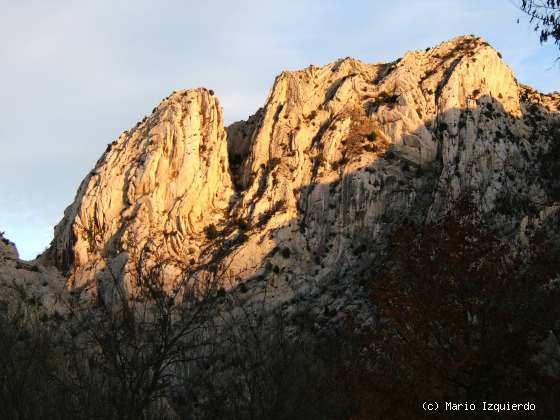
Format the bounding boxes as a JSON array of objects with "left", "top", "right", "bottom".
[
  {"left": 44, "top": 36, "right": 560, "bottom": 308},
  {"left": 0, "top": 232, "right": 67, "bottom": 317},
  {"left": 48, "top": 89, "right": 234, "bottom": 295}
]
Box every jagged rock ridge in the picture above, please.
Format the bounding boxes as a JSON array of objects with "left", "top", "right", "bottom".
[
  {"left": 48, "top": 89, "right": 233, "bottom": 296},
  {"left": 45, "top": 35, "right": 560, "bottom": 304}
]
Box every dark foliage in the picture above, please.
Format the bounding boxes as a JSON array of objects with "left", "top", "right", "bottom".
[
  {"left": 205, "top": 223, "right": 220, "bottom": 240},
  {"left": 520, "top": 0, "right": 560, "bottom": 50},
  {"left": 541, "top": 123, "right": 560, "bottom": 200},
  {"left": 367, "top": 195, "right": 560, "bottom": 419}
]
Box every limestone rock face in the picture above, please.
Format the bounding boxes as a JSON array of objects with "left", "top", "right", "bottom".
[
  {"left": 48, "top": 88, "right": 234, "bottom": 293},
  {"left": 0, "top": 232, "right": 67, "bottom": 316},
  {"left": 222, "top": 35, "right": 560, "bottom": 294},
  {"left": 47, "top": 35, "right": 560, "bottom": 303},
  {"left": 0, "top": 233, "right": 18, "bottom": 260}
]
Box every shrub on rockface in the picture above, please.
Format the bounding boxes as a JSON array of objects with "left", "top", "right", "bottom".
[{"left": 205, "top": 223, "right": 220, "bottom": 240}]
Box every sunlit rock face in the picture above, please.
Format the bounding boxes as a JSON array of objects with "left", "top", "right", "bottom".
[
  {"left": 48, "top": 88, "right": 234, "bottom": 295},
  {"left": 47, "top": 35, "right": 560, "bottom": 302}
]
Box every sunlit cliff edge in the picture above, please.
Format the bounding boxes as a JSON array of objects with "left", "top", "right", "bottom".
[{"left": 2, "top": 35, "right": 560, "bottom": 315}]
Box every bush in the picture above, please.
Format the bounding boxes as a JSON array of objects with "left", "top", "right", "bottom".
[
  {"left": 237, "top": 219, "right": 249, "bottom": 231},
  {"left": 205, "top": 223, "right": 220, "bottom": 240}
]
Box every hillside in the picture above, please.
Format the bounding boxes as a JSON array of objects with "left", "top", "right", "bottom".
[{"left": 1, "top": 34, "right": 560, "bottom": 419}]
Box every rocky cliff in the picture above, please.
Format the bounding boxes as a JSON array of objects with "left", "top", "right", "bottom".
[
  {"left": 0, "top": 232, "right": 66, "bottom": 316},
  {"left": 47, "top": 89, "right": 234, "bottom": 296},
  {"left": 44, "top": 35, "right": 560, "bottom": 305}
]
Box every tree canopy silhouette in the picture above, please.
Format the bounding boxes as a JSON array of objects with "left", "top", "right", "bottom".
[
  {"left": 368, "top": 194, "right": 560, "bottom": 419},
  {"left": 520, "top": 0, "right": 560, "bottom": 50}
]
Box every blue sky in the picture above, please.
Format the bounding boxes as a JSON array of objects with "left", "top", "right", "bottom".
[{"left": 1, "top": 0, "right": 558, "bottom": 260}]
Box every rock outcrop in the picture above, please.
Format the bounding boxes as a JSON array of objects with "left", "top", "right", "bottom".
[
  {"left": 48, "top": 89, "right": 234, "bottom": 296},
  {"left": 45, "top": 35, "right": 560, "bottom": 306},
  {"left": 0, "top": 232, "right": 67, "bottom": 317}
]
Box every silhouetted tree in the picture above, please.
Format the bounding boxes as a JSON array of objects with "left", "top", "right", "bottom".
[
  {"left": 520, "top": 0, "right": 560, "bottom": 50},
  {"left": 368, "top": 195, "right": 560, "bottom": 419}
]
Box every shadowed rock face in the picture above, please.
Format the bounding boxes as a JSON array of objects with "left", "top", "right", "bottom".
[
  {"left": 45, "top": 35, "right": 560, "bottom": 301},
  {"left": 0, "top": 232, "right": 68, "bottom": 316}
]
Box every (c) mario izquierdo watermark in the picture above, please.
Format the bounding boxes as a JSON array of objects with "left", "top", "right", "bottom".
[{"left": 422, "top": 401, "right": 536, "bottom": 413}]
